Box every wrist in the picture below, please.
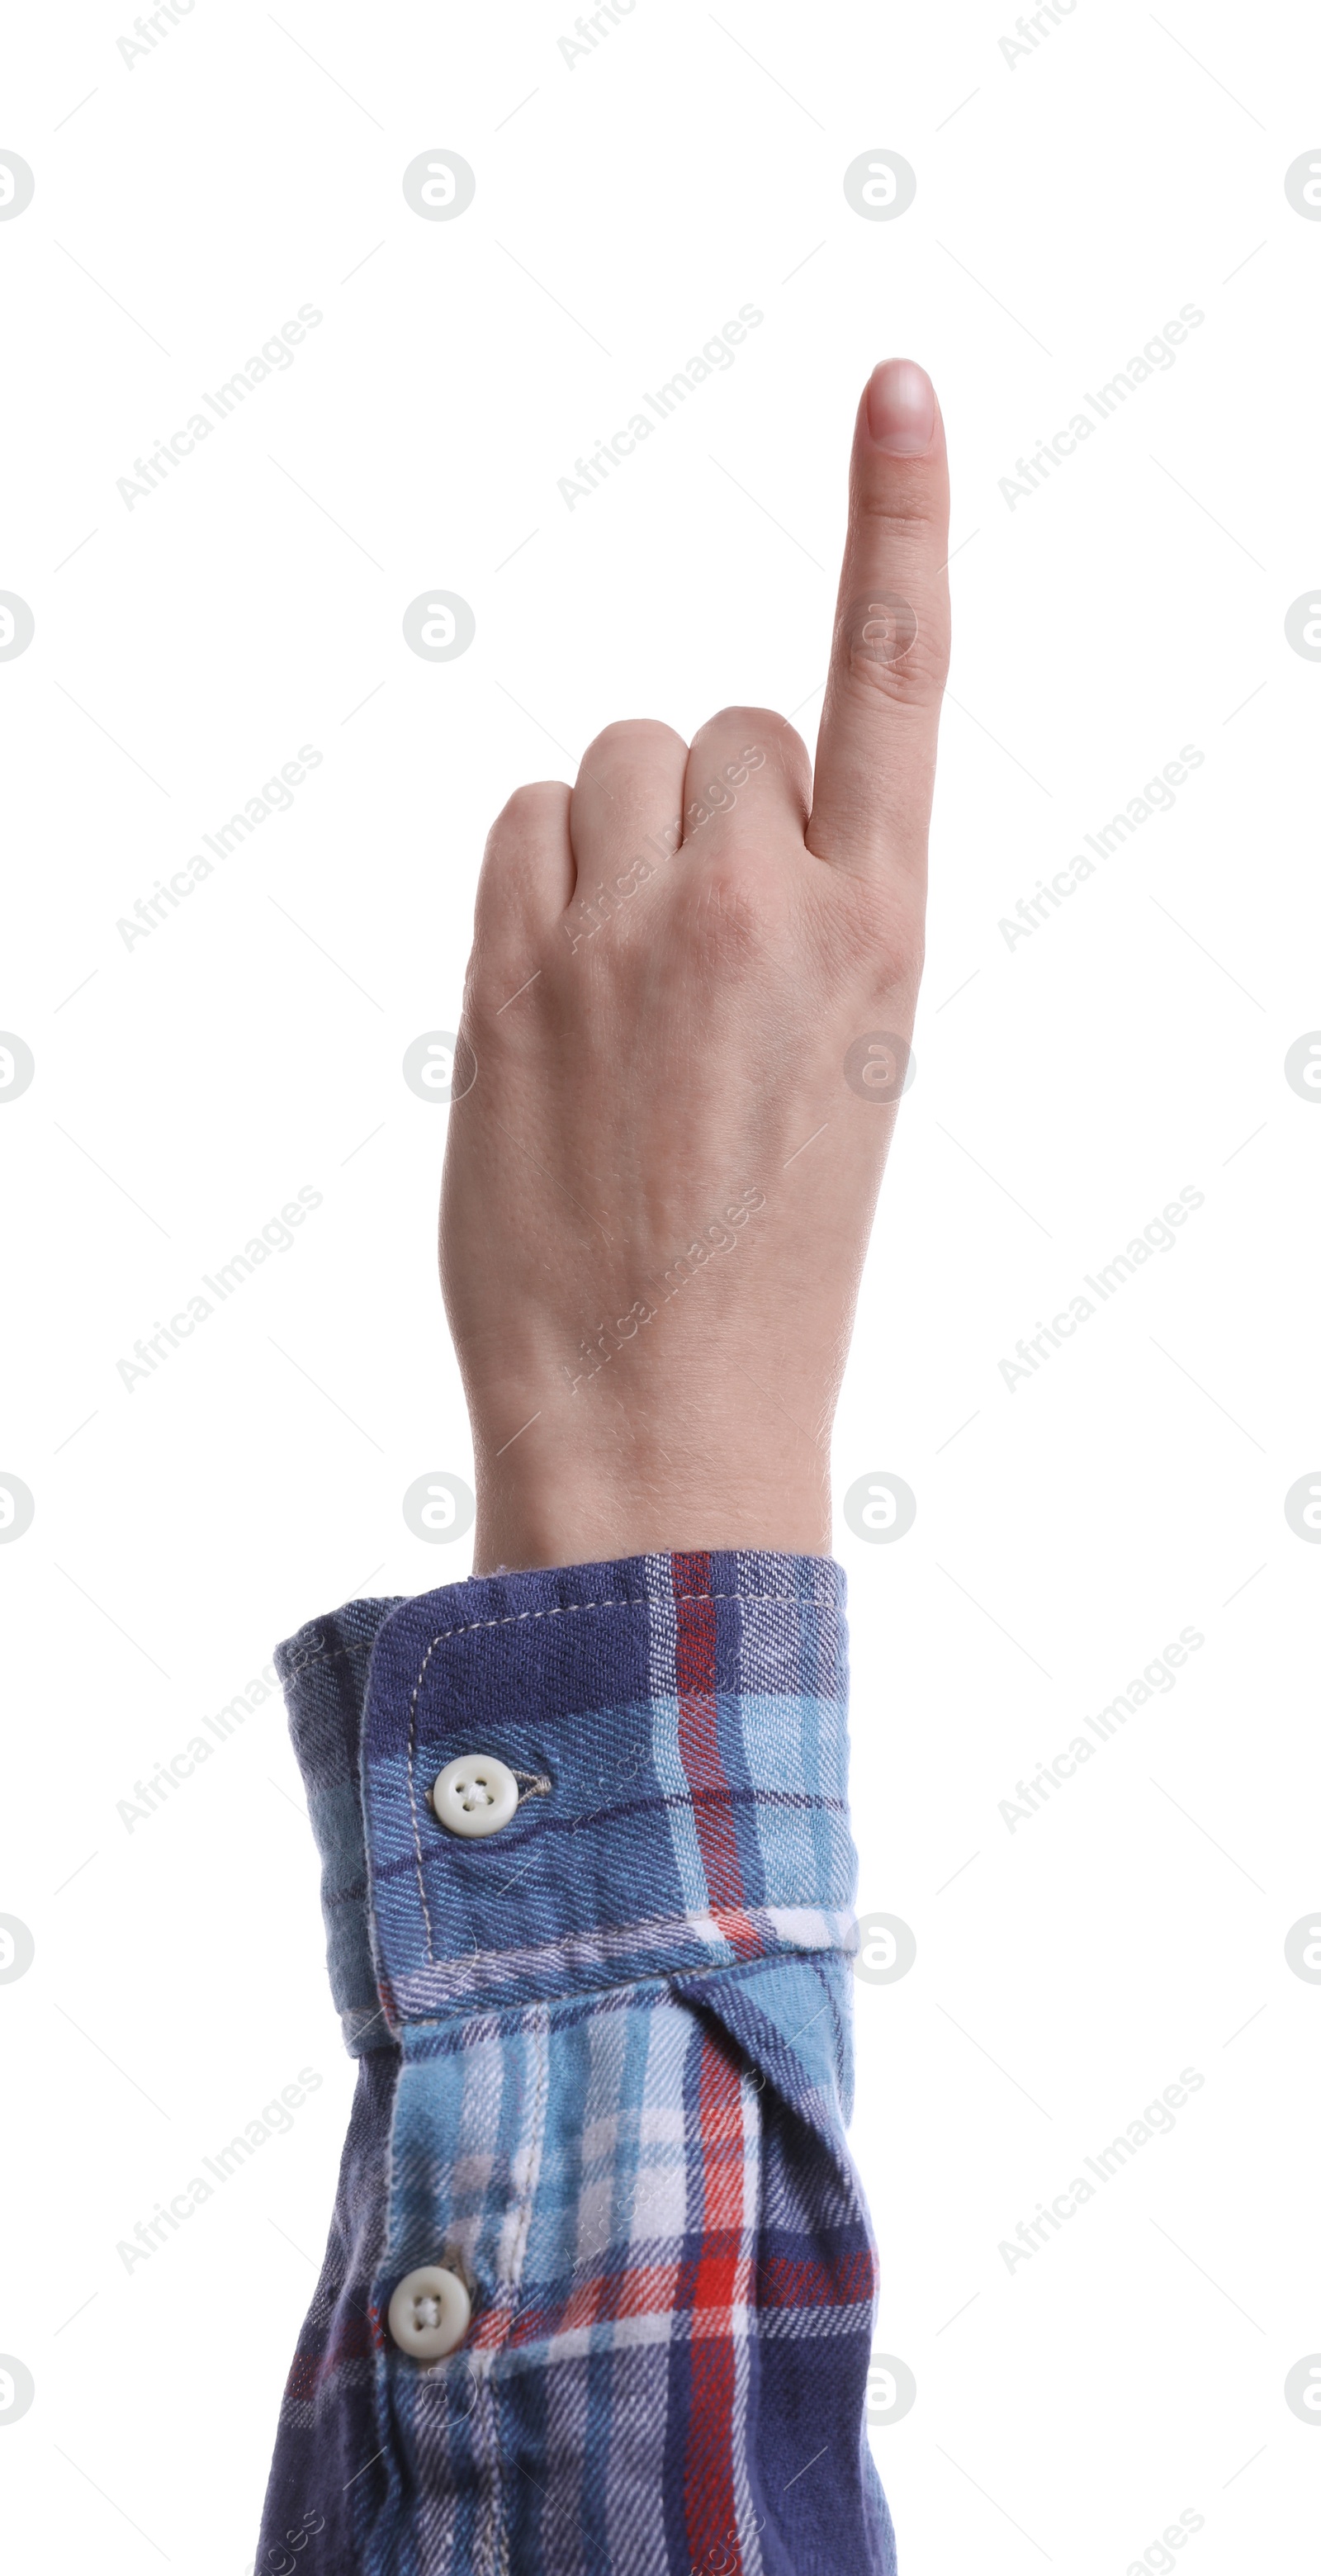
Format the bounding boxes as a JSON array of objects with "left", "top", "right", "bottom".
[{"left": 471, "top": 1442, "right": 831, "bottom": 1574}]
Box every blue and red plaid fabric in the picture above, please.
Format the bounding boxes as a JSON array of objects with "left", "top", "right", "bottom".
[{"left": 255, "top": 1551, "right": 895, "bottom": 2576}]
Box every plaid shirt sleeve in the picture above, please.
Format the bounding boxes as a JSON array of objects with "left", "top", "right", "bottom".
[{"left": 254, "top": 1550, "right": 895, "bottom": 2576}]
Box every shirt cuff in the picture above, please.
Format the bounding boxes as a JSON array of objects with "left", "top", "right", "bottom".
[{"left": 276, "top": 1551, "right": 855, "bottom": 2052}]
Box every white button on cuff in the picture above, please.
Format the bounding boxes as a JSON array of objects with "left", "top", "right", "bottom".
[
  {"left": 387, "top": 2264, "right": 472, "bottom": 2361},
  {"left": 431, "top": 1754, "right": 519, "bottom": 1838}
]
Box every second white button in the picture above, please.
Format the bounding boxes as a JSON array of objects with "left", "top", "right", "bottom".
[{"left": 430, "top": 1753, "right": 519, "bottom": 1838}]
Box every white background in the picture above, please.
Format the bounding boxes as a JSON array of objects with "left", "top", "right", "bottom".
[{"left": 2, "top": 2, "right": 1319, "bottom": 2569}]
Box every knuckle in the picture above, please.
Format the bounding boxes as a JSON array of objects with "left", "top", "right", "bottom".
[
  {"left": 698, "top": 702, "right": 786, "bottom": 742},
  {"left": 691, "top": 707, "right": 810, "bottom": 807},
  {"left": 682, "top": 854, "right": 781, "bottom": 970},
  {"left": 583, "top": 716, "right": 688, "bottom": 765},
  {"left": 700, "top": 703, "right": 807, "bottom": 762},
  {"left": 854, "top": 481, "right": 947, "bottom": 539},
  {"left": 488, "top": 779, "right": 570, "bottom": 845},
  {"left": 825, "top": 876, "right": 926, "bottom": 990},
  {"left": 836, "top": 599, "right": 949, "bottom": 709}
]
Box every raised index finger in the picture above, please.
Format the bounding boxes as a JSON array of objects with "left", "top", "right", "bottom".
[{"left": 807, "top": 359, "right": 951, "bottom": 880}]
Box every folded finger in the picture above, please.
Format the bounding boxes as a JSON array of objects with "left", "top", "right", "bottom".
[
  {"left": 567, "top": 717, "right": 689, "bottom": 935},
  {"left": 679, "top": 706, "right": 810, "bottom": 857}
]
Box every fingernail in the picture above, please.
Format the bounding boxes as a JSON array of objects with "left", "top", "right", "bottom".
[{"left": 865, "top": 358, "right": 935, "bottom": 455}]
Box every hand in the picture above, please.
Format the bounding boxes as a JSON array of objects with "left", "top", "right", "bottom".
[{"left": 440, "top": 358, "right": 950, "bottom": 1572}]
